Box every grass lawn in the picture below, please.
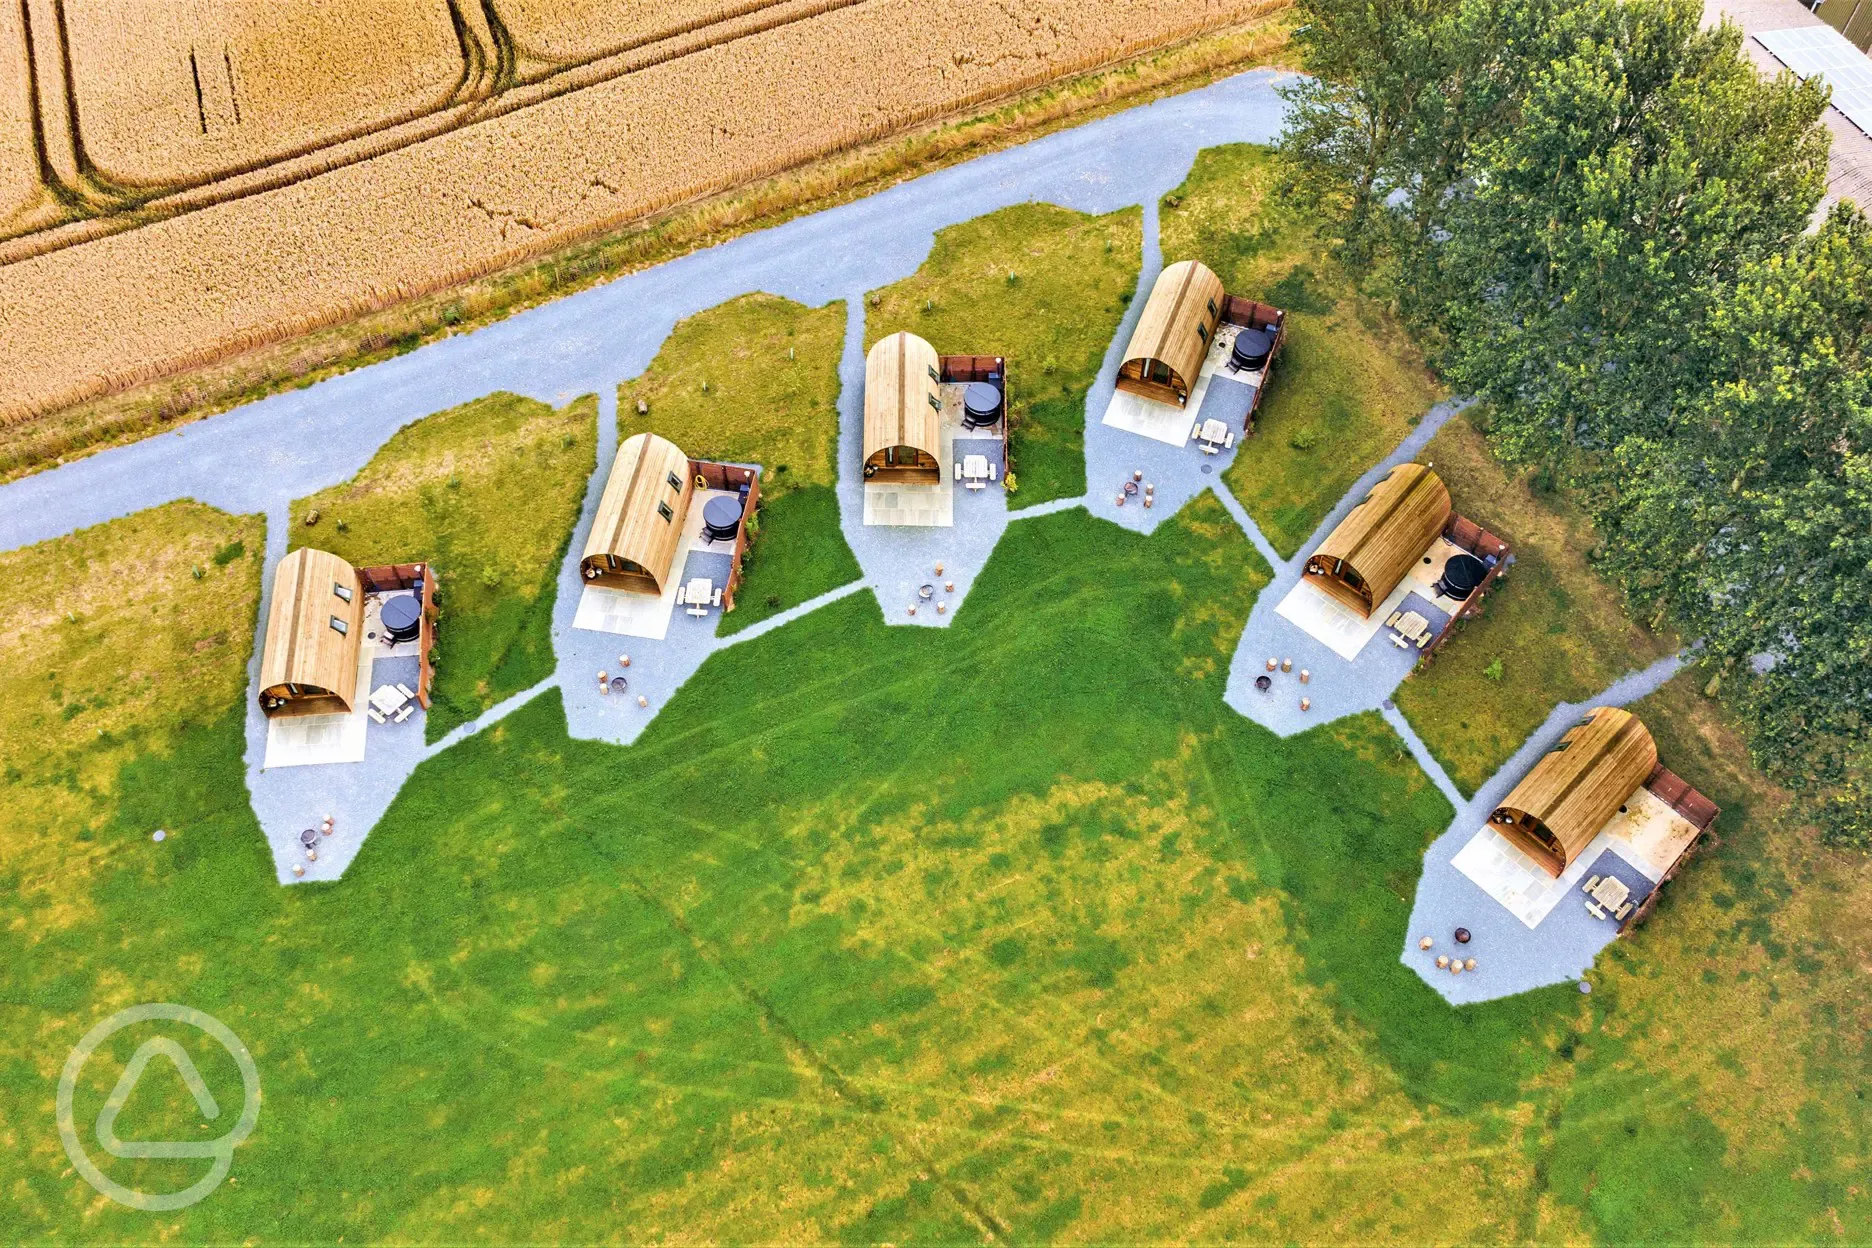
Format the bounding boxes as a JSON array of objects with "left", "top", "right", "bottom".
[
  {"left": 865, "top": 202, "right": 1142, "bottom": 507},
  {"left": 6, "top": 494, "right": 1869, "bottom": 1242},
  {"left": 1159, "top": 144, "right": 1445, "bottom": 556},
  {"left": 0, "top": 501, "right": 263, "bottom": 907},
  {"left": 1391, "top": 406, "right": 1675, "bottom": 794},
  {"left": 620, "top": 293, "right": 859, "bottom": 634},
  {"left": 290, "top": 392, "right": 595, "bottom": 741},
  {"left": 1531, "top": 671, "right": 1872, "bottom": 1243}
]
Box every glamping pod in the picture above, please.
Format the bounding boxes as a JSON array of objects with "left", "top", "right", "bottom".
[
  {"left": 1303, "top": 463, "right": 1452, "bottom": 616},
  {"left": 258, "top": 548, "right": 366, "bottom": 717},
  {"left": 863, "top": 331, "right": 943, "bottom": 484},
  {"left": 582, "top": 432, "right": 695, "bottom": 595},
  {"left": 1490, "top": 707, "right": 1659, "bottom": 877},
  {"left": 1115, "top": 260, "right": 1227, "bottom": 407}
]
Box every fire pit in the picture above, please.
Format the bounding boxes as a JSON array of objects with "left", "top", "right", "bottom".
[
  {"left": 1254, "top": 675, "right": 1272, "bottom": 693},
  {"left": 918, "top": 584, "right": 935, "bottom": 601}
]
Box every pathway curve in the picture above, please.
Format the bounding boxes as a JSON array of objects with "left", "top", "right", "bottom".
[
  {"left": 1, "top": 65, "right": 1696, "bottom": 1003},
  {"left": 0, "top": 69, "right": 1298, "bottom": 884}
]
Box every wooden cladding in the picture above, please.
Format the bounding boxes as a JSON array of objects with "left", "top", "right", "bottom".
[
  {"left": 258, "top": 547, "right": 365, "bottom": 716},
  {"left": 582, "top": 432, "right": 694, "bottom": 596},
  {"left": 1491, "top": 707, "right": 1660, "bottom": 877},
  {"left": 863, "top": 331, "right": 942, "bottom": 483},
  {"left": 1304, "top": 464, "right": 1452, "bottom": 617},
  {"left": 1115, "top": 260, "right": 1225, "bottom": 407}
]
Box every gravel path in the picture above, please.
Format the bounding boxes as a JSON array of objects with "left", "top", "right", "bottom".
[{"left": 1, "top": 66, "right": 1698, "bottom": 1002}]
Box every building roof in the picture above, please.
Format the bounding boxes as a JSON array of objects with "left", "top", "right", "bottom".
[
  {"left": 1312, "top": 463, "right": 1452, "bottom": 609},
  {"left": 583, "top": 432, "right": 693, "bottom": 591},
  {"left": 1118, "top": 260, "right": 1226, "bottom": 396},
  {"left": 258, "top": 547, "right": 365, "bottom": 707},
  {"left": 1494, "top": 707, "right": 1660, "bottom": 872},
  {"left": 863, "top": 331, "right": 942, "bottom": 466}
]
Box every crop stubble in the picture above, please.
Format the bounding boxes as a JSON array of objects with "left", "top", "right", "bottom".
[{"left": 0, "top": 0, "right": 1244, "bottom": 423}]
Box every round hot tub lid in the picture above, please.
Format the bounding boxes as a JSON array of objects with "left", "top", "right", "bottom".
[{"left": 1231, "top": 327, "right": 1274, "bottom": 367}]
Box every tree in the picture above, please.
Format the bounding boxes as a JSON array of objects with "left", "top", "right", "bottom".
[
  {"left": 1598, "top": 209, "right": 1872, "bottom": 839},
  {"left": 1435, "top": 0, "right": 1831, "bottom": 469},
  {"left": 1277, "top": 0, "right": 1455, "bottom": 261}
]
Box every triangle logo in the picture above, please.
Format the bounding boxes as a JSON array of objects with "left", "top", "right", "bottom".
[{"left": 96, "top": 1038, "right": 224, "bottom": 1161}]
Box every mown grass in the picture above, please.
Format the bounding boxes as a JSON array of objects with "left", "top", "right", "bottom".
[
  {"left": 1527, "top": 671, "right": 1872, "bottom": 1243},
  {"left": 1159, "top": 144, "right": 1445, "bottom": 556},
  {"left": 290, "top": 392, "right": 595, "bottom": 741},
  {"left": 619, "top": 292, "right": 859, "bottom": 634},
  {"left": 1392, "top": 406, "right": 1674, "bottom": 795},
  {"left": 6, "top": 495, "right": 1868, "bottom": 1243},
  {"left": 0, "top": 501, "right": 264, "bottom": 914},
  {"left": 865, "top": 202, "right": 1143, "bottom": 506}
]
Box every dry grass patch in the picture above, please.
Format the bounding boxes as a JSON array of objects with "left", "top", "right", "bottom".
[
  {"left": 0, "top": 4, "right": 1295, "bottom": 444},
  {"left": 62, "top": 0, "right": 461, "bottom": 185},
  {"left": 1392, "top": 405, "right": 1674, "bottom": 795}
]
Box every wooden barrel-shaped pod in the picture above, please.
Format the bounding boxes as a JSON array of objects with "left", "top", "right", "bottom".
[
  {"left": 1303, "top": 463, "right": 1451, "bottom": 616},
  {"left": 1490, "top": 707, "right": 1658, "bottom": 877},
  {"left": 1115, "top": 260, "right": 1226, "bottom": 407},
  {"left": 863, "top": 331, "right": 943, "bottom": 484},
  {"left": 258, "top": 547, "right": 366, "bottom": 717},
  {"left": 581, "top": 432, "right": 695, "bottom": 595}
]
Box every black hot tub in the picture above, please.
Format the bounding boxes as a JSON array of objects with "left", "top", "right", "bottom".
[
  {"left": 1230, "top": 326, "right": 1274, "bottom": 371},
  {"left": 962, "top": 381, "right": 1001, "bottom": 429},
  {"left": 1434, "top": 553, "right": 1489, "bottom": 600}
]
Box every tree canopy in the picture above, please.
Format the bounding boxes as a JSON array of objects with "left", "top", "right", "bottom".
[{"left": 1279, "top": 0, "right": 1870, "bottom": 844}]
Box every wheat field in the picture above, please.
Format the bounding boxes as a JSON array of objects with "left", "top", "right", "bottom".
[
  {"left": 0, "top": 0, "right": 1263, "bottom": 425},
  {"left": 60, "top": 0, "right": 465, "bottom": 186},
  {"left": 0, "top": 2, "right": 44, "bottom": 231}
]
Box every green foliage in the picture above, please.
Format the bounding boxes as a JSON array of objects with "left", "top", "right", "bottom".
[
  {"left": 1598, "top": 212, "right": 1872, "bottom": 837},
  {"left": 290, "top": 392, "right": 596, "bottom": 741},
  {"left": 1482, "top": 657, "right": 1502, "bottom": 682},
  {"left": 865, "top": 202, "right": 1143, "bottom": 508},
  {"left": 1158, "top": 144, "right": 1444, "bottom": 555},
  {"left": 1284, "top": 0, "right": 1864, "bottom": 839},
  {"left": 717, "top": 487, "right": 859, "bottom": 636},
  {"left": 1438, "top": 0, "right": 1830, "bottom": 465}
]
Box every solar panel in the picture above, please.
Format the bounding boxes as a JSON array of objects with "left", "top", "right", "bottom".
[{"left": 1756, "top": 24, "right": 1872, "bottom": 139}]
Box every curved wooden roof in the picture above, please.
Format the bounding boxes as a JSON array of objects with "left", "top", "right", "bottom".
[
  {"left": 583, "top": 432, "right": 693, "bottom": 593},
  {"left": 1118, "top": 260, "right": 1225, "bottom": 398},
  {"left": 1309, "top": 464, "right": 1451, "bottom": 612},
  {"left": 1492, "top": 707, "right": 1658, "bottom": 875},
  {"left": 863, "top": 331, "right": 942, "bottom": 465},
  {"left": 259, "top": 547, "right": 364, "bottom": 709}
]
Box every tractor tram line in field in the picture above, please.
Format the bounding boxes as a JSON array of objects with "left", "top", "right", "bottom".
[
  {"left": 3, "top": 0, "right": 875, "bottom": 263},
  {"left": 0, "top": 71, "right": 1712, "bottom": 1005}
]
